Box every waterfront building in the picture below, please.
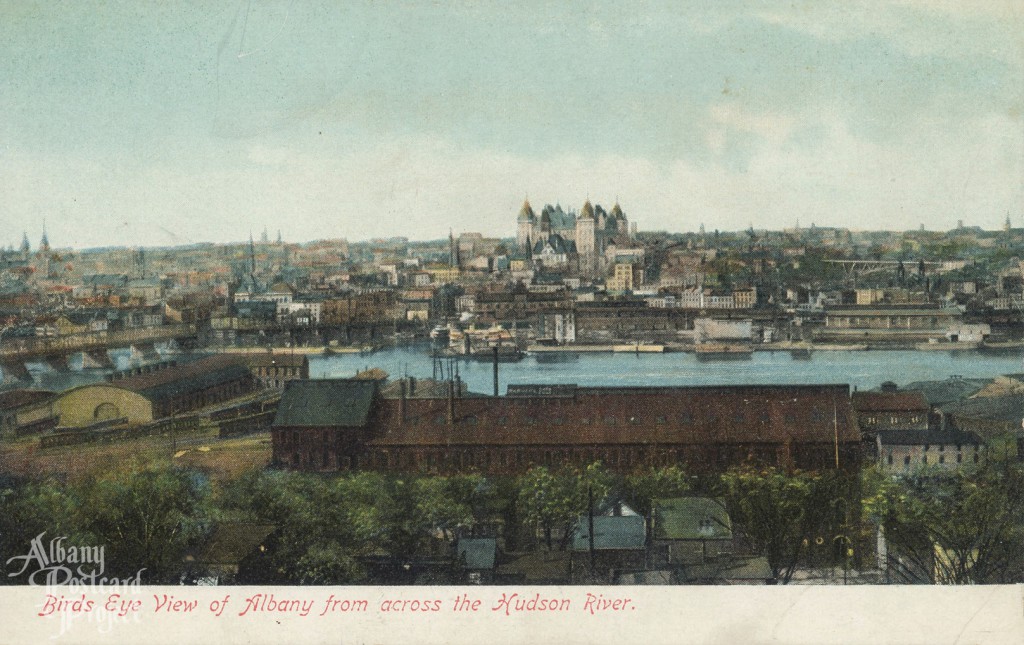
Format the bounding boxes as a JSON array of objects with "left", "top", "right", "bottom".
[
  {"left": 244, "top": 353, "right": 310, "bottom": 390},
  {"left": 270, "top": 379, "right": 862, "bottom": 475},
  {"left": 48, "top": 355, "right": 255, "bottom": 427}
]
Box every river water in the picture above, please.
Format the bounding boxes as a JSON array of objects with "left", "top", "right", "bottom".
[
  {"left": 10, "top": 345, "right": 1023, "bottom": 394},
  {"left": 307, "top": 346, "right": 1024, "bottom": 394}
]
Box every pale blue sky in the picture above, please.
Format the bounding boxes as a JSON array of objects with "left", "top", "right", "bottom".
[{"left": 1, "top": 1, "right": 1021, "bottom": 248}]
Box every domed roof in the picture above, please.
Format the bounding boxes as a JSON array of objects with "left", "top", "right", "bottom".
[
  {"left": 580, "top": 200, "right": 595, "bottom": 219},
  {"left": 517, "top": 199, "right": 535, "bottom": 221}
]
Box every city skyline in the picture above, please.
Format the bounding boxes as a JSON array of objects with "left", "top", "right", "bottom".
[{"left": 2, "top": 1, "right": 1022, "bottom": 249}]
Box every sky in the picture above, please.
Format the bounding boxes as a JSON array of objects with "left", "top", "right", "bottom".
[{"left": 1, "top": 0, "right": 1022, "bottom": 249}]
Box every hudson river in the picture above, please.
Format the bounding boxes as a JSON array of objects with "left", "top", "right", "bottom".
[
  {"left": 307, "top": 347, "right": 1024, "bottom": 393},
  {"left": 16, "top": 346, "right": 1023, "bottom": 393}
]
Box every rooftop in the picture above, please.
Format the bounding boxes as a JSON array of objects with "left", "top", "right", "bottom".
[
  {"left": 273, "top": 379, "right": 377, "bottom": 427},
  {"left": 653, "top": 497, "right": 733, "bottom": 541}
]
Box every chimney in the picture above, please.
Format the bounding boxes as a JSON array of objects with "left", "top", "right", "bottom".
[
  {"left": 399, "top": 378, "right": 407, "bottom": 422},
  {"left": 447, "top": 380, "right": 455, "bottom": 425},
  {"left": 493, "top": 345, "right": 499, "bottom": 397}
]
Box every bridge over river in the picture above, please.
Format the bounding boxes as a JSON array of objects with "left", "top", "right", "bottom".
[{"left": 0, "top": 324, "right": 198, "bottom": 382}]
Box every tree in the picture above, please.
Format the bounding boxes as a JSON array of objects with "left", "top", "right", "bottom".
[
  {"left": 623, "top": 466, "right": 692, "bottom": 519},
  {"left": 0, "top": 476, "right": 91, "bottom": 585},
  {"left": 517, "top": 467, "right": 577, "bottom": 550},
  {"left": 863, "top": 464, "right": 1024, "bottom": 584},
  {"left": 516, "top": 463, "right": 617, "bottom": 550},
  {"left": 720, "top": 466, "right": 847, "bottom": 584},
  {"left": 83, "top": 464, "right": 212, "bottom": 583}
]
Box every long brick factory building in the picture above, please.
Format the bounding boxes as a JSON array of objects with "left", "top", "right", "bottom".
[{"left": 271, "top": 376, "right": 862, "bottom": 475}]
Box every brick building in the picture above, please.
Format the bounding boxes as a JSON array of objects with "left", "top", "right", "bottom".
[{"left": 271, "top": 380, "right": 862, "bottom": 475}]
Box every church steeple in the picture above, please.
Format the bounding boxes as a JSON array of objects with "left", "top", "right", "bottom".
[{"left": 39, "top": 220, "right": 50, "bottom": 253}]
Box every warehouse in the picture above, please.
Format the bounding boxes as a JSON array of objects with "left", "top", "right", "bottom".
[
  {"left": 50, "top": 355, "right": 256, "bottom": 427},
  {"left": 271, "top": 378, "right": 861, "bottom": 475}
]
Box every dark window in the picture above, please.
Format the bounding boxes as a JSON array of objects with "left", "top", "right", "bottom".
[
  {"left": 904, "top": 455, "right": 911, "bottom": 465},
  {"left": 656, "top": 416, "right": 667, "bottom": 424},
  {"left": 939, "top": 455, "right": 945, "bottom": 464},
  {"left": 887, "top": 454, "right": 893, "bottom": 465}
]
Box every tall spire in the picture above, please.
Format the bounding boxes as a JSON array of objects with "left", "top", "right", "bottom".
[
  {"left": 249, "top": 233, "right": 256, "bottom": 274},
  {"left": 39, "top": 220, "right": 49, "bottom": 252}
]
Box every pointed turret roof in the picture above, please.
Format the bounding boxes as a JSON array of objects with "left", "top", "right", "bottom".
[
  {"left": 518, "top": 199, "right": 536, "bottom": 221},
  {"left": 580, "top": 200, "right": 595, "bottom": 219},
  {"left": 610, "top": 202, "right": 623, "bottom": 219}
]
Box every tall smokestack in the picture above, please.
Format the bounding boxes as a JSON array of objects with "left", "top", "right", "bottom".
[
  {"left": 399, "top": 378, "right": 407, "bottom": 422},
  {"left": 493, "top": 345, "right": 499, "bottom": 397},
  {"left": 447, "top": 380, "right": 455, "bottom": 425}
]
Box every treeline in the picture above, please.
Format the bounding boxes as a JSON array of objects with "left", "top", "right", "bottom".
[{"left": 2, "top": 460, "right": 1022, "bottom": 585}]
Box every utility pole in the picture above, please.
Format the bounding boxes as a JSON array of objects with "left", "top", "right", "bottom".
[{"left": 588, "top": 485, "right": 596, "bottom": 573}]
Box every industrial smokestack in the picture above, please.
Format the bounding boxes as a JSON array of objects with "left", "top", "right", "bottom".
[
  {"left": 447, "top": 380, "right": 455, "bottom": 425},
  {"left": 493, "top": 345, "right": 499, "bottom": 397},
  {"left": 399, "top": 378, "right": 407, "bottom": 422}
]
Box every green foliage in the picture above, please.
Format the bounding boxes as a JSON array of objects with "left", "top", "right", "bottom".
[
  {"left": 515, "top": 462, "right": 618, "bottom": 550},
  {"left": 624, "top": 466, "right": 691, "bottom": 518},
  {"left": 720, "top": 466, "right": 848, "bottom": 583},
  {"left": 863, "top": 464, "right": 1024, "bottom": 584},
  {"left": 83, "top": 464, "right": 212, "bottom": 582},
  {"left": 1, "top": 464, "right": 213, "bottom": 585}
]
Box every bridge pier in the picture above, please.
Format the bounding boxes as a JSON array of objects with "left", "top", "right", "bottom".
[
  {"left": 82, "top": 350, "right": 114, "bottom": 369},
  {"left": 133, "top": 342, "right": 161, "bottom": 361},
  {"left": 40, "top": 354, "right": 71, "bottom": 372},
  {"left": 0, "top": 360, "right": 32, "bottom": 384}
]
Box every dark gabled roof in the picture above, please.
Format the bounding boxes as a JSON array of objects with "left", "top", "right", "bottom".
[
  {"left": 653, "top": 497, "right": 732, "bottom": 541},
  {"left": 571, "top": 515, "right": 646, "bottom": 551},
  {"left": 941, "top": 394, "right": 1024, "bottom": 424},
  {"left": 242, "top": 353, "right": 308, "bottom": 369},
  {"left": 852, "top": 391, "right": 929, "bottom": 413},
  {"left": 369, "top": 384, "right": 859, "bottom": 447},
  {"left": 876, "top": 428, "right": 981, "bottom": 446},
  {"left": 457, "top": 538, "right": 497, "bottom": 570},
  {"left": 111, "top": 355, "right": 248, "bottom": 403},
  {"left": 139, "top": 364, "right": 252, "bottom": 403},
  {"left": 0, "top": 389, "right": 54, "bottom": 411},
  {"left": 902, "top": 378, "right": 990, "bottom": 407},
  {"left": 273, "top": 379, "right": 377, "bottom": 427}
]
